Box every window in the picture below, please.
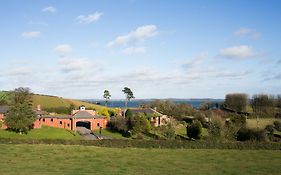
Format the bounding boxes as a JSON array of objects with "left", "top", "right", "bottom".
[
  {"left": 60, "top": 121, "right": 62, "bottom": 125},
  {"left": 97, "top": 123, "right": 100, "bottom": 127},
  {"left": 43, "top": 118, "right": 45, "bottom": 122},
  {"left": 67, "top": 124, "right": 70, "bottom": 127},
  {"left": 51, "top": 118, "right": 53, "bottom": 122}
]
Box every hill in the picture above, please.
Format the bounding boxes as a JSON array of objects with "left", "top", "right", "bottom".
[{"left": 0, "top": 91, "right": 110, "bottom": 114}]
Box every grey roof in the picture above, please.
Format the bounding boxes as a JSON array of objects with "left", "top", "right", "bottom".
[
  {"left": 130, "top": 108, "right": 162, "bottom": 116},
  {"left": 42, "top": 115, "right": 72, "bottom": 119},
  {"left": 73, "top": 111, "right": 105, "bottom": 119},
  {"left": 0, "top": 106, "right": 8, "bottom": 114}
]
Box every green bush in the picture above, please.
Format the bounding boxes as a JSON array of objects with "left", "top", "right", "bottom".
[
  {"left": 0, "top": 138, "right": 280, "bottom": 150},
  {"left": 237, "top": 127, "right": 266, "bottom": 141},
  {"left": 273, "top": 121, "right": 281, "bottom": 131},
  {"left": 186, "top": 120, "right": 202, "bottom": 139}
]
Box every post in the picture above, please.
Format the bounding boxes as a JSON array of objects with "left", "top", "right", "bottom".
[{"left": 99, "top": 126, "right": 102, "bottom": 137}]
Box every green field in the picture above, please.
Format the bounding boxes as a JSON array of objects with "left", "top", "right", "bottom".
[
  {"left": 0, "top": 91, "right": 109, "bottom": 113},
  {"left": 0, "top": 126, "right": 80, "bottom": 140},
  {"left": 246, "top": 118, "right": 280, "bottom": 129},
  {"left": 93, "top": 129, "right": 125, "bottom": 139},
  {"left": 0, "top": 144, "right": 280, "bottom": 175}
]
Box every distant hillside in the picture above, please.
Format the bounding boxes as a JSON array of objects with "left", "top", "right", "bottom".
[{"left": 0, "top": 91, "right": 109, "bottom": 113}]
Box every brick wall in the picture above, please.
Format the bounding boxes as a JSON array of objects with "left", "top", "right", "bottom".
[{"left": 41, "top": 117, "right": 72, "bottom": 130}]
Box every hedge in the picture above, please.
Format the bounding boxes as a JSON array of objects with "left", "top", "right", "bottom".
[{"left": 0, "top": 138, "right": 280, "bottom": 150}]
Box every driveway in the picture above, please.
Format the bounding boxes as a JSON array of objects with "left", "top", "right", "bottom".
[{"left": 76, "top": 127, "right": 99, "bottom": 140}]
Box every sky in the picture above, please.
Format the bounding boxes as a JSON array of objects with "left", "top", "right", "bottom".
[{"left": 0, "top": 0, "right": 281, "bottom": 99}]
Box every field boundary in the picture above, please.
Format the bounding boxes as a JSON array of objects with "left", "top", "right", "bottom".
[{"left": 0, "top": 138, "right": 280, "bottom": 150}]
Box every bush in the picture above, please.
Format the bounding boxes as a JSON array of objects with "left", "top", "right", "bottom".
[
  {"left": 265, "top": 125, "right": 274, "bottom": 134},
  {"left": 230, "top": 113, "right": 246, "bottom": 126},
  {"left": 162, "top": 123, "right": 176, "bottom": 139},
  {"left": 236, "top": 127, "right": 266, "bottom": 141},
  {"left": 209, "top": 116, "right": 223, "bottom": 141},
  {"left": 273, "top": 121, "right": 281, "bottom": 132},
  {"left": 186, "top": 120, "right": 202, "bottom": 139},
  {"left": 0, "top": 138, "right": 280, "bottom": 150}
]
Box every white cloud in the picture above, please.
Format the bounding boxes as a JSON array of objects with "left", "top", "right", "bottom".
[
  {"left": 53, "top": 44, "right": 73, "bottom": 57},
  {"left": 22, "top": 31, "right": 41, "bottom": 38},
  {"left": 219, "top": 45, "right": 263, "bottom": 59},
  {"left": 182, "top": 52, "right": 208, "bottom": 68},
  {"left": 216, "top": 70, "right": 251, "bottom": 78},
  {"left": 234, "top": 28, "right": 260, "bottom": 39},
  {"left": 59, "top": 58, "right": 91, "bottom": 73},
  {"left": 75, "top": 12, "right": 103, "bottom": 24},
  {"left": 107, "top": 25, "right": 158, "bottom": 47},
  {"left": 121, "top": 47, "right": 146, "bottom": 55},
  {"left": 41, "top": 6, "right": 57, "bottom": 14}
]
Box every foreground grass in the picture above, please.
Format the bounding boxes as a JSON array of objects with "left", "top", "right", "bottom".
[
  {"left": 0, "top": 126, "right": 80, "bottom": 140},
  {"left": 0, "top": 144, "right": 280, "bottom": 175},
  {"left": 93, "top": 129, "right": 126, "bottom": 139}
]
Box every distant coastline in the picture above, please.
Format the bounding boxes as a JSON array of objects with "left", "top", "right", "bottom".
[{"left": 83, "top": 99, "right": 224, "bottom": 108}]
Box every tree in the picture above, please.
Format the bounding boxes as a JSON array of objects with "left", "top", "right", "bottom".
[
  {"left": 130, "top": 114, "right": 151, "bottom": 135},
  {"left": 122, "top": 87, "right": 135, "bottom": 108},
  {"left": 251, "top": 94, "right": 275, "bottom": 118},
  {"left": 224, "top": 93, "right": 248, "bottom": 112},
  {"left": 186, "top": 120, "right": 202, "bottom": 139},
  {"left": 103, "top": 90, "right": 111, "bottom": 107},
  {"left": 125, "top": 109, "right": 133, "bottom": 119},
  {"left": 5, "top": 87, "right": 36, "bottom": 134},
  {"left": 68, "top": 103, "right": 76, "bottom": 113}
]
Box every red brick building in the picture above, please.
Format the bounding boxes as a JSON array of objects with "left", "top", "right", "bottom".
[{"left": 0, "top": 105, "right": 108, "bottom": 131}]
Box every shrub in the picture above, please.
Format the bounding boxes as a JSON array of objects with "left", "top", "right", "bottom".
[
  {"left": 230, "top": 113, "right": 246, "bottom": 126},
  {"left": 194, "top": 112, "right": 208, "bottom": 127},
  {"left": 236, "top": 127, "right": 266, "bottom": 141},
  {"left": 273, "top": 121, "right": 281, "bottom": 132},
  {"left": 186, "top": 120, "right": 202, "bottom": 139},
  {"left": 163, "top": 123, "right": 176, "bottom": 139},
  {"left": 125, "top": 109, "right": 133, "bottom": 119},
  {"left": 265, "top": 125, "right": 274, "bottom": 134},
  {"left": 209, "top": 115, "right": 223, "bottom": 141}
]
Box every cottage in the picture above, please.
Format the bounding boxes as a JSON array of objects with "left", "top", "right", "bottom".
[{"left": 130, "top": 108, "right": 170, "bottom": 127}]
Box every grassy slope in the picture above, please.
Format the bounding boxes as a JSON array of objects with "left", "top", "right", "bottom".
[
  {"left": 0, "top": 144, "right": 280, "bottom": 175},
  {"left": 32, "top": 94, "right": 106, "bottom": 110},
  {"left": 246, "top": 118, "right": 281, "bottom": 129},
  {"left": 0, "top": 126, "right": 80, "bottom": 140},
  {"left": 0, "top": 91, "right": 108, "bottom": 111}
]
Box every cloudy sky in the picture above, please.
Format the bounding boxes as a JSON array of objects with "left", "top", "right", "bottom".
[{"left": 0, "top": 0, "right": 280, "bottom": 99}]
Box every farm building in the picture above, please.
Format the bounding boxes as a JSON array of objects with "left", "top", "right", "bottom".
[
  {"left": 0, "top": 105, "right": 108, "bottom": 131},
  {"left": 130, "top": 108, "right": 170, "bottom": 127}
]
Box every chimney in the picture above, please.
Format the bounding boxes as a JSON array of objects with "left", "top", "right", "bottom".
[
  {"left": 79, "top": 105, "right": 86, "bottom": 111},
  {"left": 154, "top": 107, "right": 157, "bottom": 112},
  {"left": 37, "top": 105, "right": 41, "bottom": 111}
]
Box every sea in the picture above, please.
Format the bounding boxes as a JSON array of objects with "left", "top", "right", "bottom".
[{"left": 84, "top": 99, "right": 224, "bottom": 108}]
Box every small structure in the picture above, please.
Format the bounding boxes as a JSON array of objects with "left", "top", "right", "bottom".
[{"left": 130, "top": 108, "right": 170, "bottom": 127}]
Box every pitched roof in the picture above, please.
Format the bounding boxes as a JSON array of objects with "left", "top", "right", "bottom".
[
  {"left": 0, "top": 106, "right": 8, "bottom": 114},
  {"left": 73, "top": 110, "right": 105, "bottom": 119},
  {"left": 130, "top": 108, "right": 163, "bottom": 116}
]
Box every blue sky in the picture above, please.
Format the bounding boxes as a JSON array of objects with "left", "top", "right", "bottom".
[{"left": 0, "top": 0, "right": 280, "bottom": 99}]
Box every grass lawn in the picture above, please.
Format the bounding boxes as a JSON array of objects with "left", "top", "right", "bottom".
[
  {"left": 246, "top": 118, "right": 280, "bottom": 129},
  {"left": 93, "top": 129, "right": 126, "bottom": 139},
  {"left": 0, "top": 126, "right": 80, "bottom": 140},
  {"left": 0, "top": 144, "right": 280, "bottom": 175}
]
